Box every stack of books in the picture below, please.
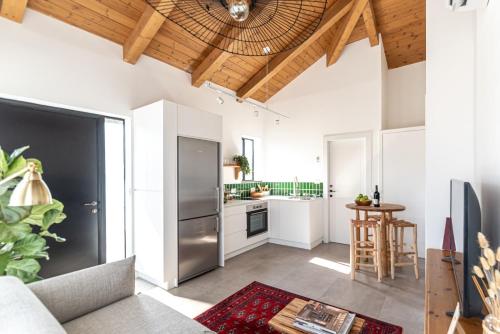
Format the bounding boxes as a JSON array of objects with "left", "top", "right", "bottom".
[{"left": 293, "top": 301, "right": 356, "bottom": 334}]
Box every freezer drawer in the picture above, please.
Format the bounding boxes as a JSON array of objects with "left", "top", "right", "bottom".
[
  {"left": 178, "top": 215, "right": 219, "bottom": 282},
  {"left": 178, "top": 136, "right": 220, "bottom": 220}
]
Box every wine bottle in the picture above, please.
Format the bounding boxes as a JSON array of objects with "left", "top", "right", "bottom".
[{"left": 373, "top": 185, "right": 380, "bottom": 207}]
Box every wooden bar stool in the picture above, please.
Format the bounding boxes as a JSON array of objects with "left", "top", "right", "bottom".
[
  {"left": 388, "top": 220, "right": 419, "bottom": 280},
  {"left": 350, "top": 219, "right": 382, "bottom": 282}
]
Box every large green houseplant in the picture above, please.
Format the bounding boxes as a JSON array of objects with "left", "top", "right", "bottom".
[{"left": 0, "top": 146, "right": 66, "bottom": 283}]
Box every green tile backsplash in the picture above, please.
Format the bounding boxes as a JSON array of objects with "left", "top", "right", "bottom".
[{"left": 224, "top": 181, "right": 323, "bottom": 197}]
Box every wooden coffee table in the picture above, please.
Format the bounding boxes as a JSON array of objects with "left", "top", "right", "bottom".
[{"left": 269, "top": 298, "right": 365, "bottom": 334}]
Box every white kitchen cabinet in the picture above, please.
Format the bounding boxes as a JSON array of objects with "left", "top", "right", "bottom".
[
  {"left": 269, "top": 200, "right": 281, "bottom": 239},
  {"left": 268, "top": 199, "right": 323, "bottom": 250},
  {"left": 133, "top": 100, "right": 223, "bottom": 289},
  {"left": 224, "top": 212, "right": 246, "bottom": 236},
  {"left": 223, "top": 202, "right": 268, "bottom": 260}
]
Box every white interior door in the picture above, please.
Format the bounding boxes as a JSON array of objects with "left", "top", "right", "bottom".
[{"left": 328, "top": 137, "right": 368, "bottom": 244}]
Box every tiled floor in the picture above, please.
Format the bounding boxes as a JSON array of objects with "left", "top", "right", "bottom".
[{"left": 137, "top": 242, "right": 425, "bottom": 334}]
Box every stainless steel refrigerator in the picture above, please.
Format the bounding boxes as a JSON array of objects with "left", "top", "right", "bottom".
[{"left": 178, "top": 136, "right": 220, "bottom": 283}]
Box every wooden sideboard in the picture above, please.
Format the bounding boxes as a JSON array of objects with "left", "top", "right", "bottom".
[{"left": 425, "top": 249, "right": 482, "bottom": 333}]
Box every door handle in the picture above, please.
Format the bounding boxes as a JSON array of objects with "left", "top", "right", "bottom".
[
  {"left": 215, "top": 217, "right": 220, "bottom": 233},
  {"left": 83, "top": 201, "right": 98, "bottom": 206},
  {"left": 215, "top": 187, "right": 220, "bottom": 212}
]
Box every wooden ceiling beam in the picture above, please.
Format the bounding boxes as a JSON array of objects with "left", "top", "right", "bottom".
[
  {"left": 191, "top": 49, "right": 231, "bottom": 87},
  {"left": 0, "top": 0, "right": 29, "bottom": 23},
  {"left": 362, "top": 0, "right": 379, "bottom": 46},
  {"left": 326, "top": 0, "right": 368, "bottom": 67},
  {"left": 237, "top": 0, "right": 354, "bottom": 100},
  {"left": 123, "top": 5, "right": 166, "bottom": 65},
  {"left": 191, "top": 25, "right": 237, "bottom": 87}
]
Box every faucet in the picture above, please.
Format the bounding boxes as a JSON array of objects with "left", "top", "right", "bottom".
[{"left": 293, "top": 177, "right": 299, "bottom": 197}]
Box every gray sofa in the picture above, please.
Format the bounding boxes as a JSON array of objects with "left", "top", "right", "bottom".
[{"left": 0, "top": 256, "right": 214, "bottom": 334}]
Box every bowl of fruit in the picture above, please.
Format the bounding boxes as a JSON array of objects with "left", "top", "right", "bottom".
[{"left": 355, "top": 194, "right": 372, "bottom": 206}]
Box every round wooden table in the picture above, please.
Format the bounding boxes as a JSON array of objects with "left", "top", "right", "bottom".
[{"left": 345, "top": 203, "right": 406, "bottom": 277}]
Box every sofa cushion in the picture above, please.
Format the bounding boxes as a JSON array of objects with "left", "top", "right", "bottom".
[
  {"left": 0, "top": 276, "right": 67, "bottom": 334},
  {"left": 29, "top": 256, "right": 136, "bottom": 323},
  {"left": 62, "top": 294, "right": 214, "bottom": 334}
]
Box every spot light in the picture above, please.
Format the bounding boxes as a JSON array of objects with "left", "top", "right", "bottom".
[
  {"left": 275, "top": 119, "right": 280, "bottom": 126},
  {"left": 254, "top": 110, "right": 259, "bottom": 118}
]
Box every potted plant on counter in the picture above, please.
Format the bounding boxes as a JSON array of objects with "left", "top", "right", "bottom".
[{"left": 232, "top": 155, "right": 251, "bottom": 179}]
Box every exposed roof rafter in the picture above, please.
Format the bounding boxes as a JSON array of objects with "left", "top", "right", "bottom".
[
  {"left": 191, "top": 25, "right": 244, "bottom": 88},
  {"left": 326, "top": 0, "right": 368, "bottom": 67},
  {"left": 237, "top": 0, "right": 354, "bottom": 100},
  {"left": 0, "top": 0, "right": 28, "bottom": 23},
  {"left": 362, "top": 0, "right": 379, "bottom": 46},
  {"left": 123, "top": 5, "right": 166, "bottom": 65}
]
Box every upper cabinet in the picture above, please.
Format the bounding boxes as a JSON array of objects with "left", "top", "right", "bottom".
[{"left": 178, "top": 104, "right": 222, "bottom": 142}]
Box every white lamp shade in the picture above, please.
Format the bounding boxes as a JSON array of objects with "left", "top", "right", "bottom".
[{"left": 9, "top": 170, "right": 53, "bottom": 206}]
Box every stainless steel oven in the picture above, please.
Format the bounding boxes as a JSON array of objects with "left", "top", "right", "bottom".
[{"left": 246, "top": 202, "right": 268, "bottom": 238}]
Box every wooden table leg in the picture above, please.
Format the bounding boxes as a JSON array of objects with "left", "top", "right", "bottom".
[
  {"left": 363, "top": 210, "right": 369, "bottom": 263},
  {"left": 380, "top": 212, "right": 388, "bottom": 276},
  {"left": 355, "top": 209, "right": 360, "bottom": 270},
  {"left": 363, "top": 211, "right": 369, "bottom": 242}
]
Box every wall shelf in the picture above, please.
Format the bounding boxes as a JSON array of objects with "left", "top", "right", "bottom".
[{"left": 224, "top": 164, "right": 241, "bottom": 179}]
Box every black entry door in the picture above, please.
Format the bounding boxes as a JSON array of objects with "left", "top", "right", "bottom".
[{"left": 0, "top": 99, "right": 105, "bottom": 278}]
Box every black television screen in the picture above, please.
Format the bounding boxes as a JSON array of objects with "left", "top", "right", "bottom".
[{"left": 450, "top": 179, "right": 482, "bottom": 317}]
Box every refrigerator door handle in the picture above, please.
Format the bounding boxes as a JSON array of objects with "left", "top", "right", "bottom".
[
  {"left": 215, "top": 187, "right": 220, "bottom": 213},
  {"left": 215, "top": 216, "right": 220, "bottom": 233}
]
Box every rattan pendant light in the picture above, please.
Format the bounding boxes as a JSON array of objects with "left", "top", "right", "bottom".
[{"left": 146, "top": 0, "right": 327, "bottom": 56}]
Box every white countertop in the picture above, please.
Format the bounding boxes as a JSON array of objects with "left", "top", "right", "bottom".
[
  {"left": 224, "top": 196, "right": 322, "bottom": 207},
  {"left": 224, "top": 199, "right": 266, "bottom": 207}
]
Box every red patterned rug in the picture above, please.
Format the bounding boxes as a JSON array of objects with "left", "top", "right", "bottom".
[{"left": 195, "top": 281, "right": 403, "bottom": 334}]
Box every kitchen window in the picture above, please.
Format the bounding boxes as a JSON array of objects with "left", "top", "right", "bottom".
[{"left": 242, "top": 137, "right": 255, "bottom": 181}]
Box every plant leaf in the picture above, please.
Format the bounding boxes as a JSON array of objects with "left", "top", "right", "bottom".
[
  {"left": 0, "top": 253, "right": 9, "bottom": 275},
  {"left": 0, "top": 147, "right": 8, "bottom": 177},
  {"left": 0, "top": 222, "right": 31, "bottom": 243},
  {"left": 7, "top": 146, "right": 29, "bottom": 165},
  {"left": 0, "top": 191, "right": 32, "bottom": 224},
  {"left": 22, "top": 199, "right": 64, "bottom": 228},
  {"left": 4, "top": 156, "right": 26, "bottom": 178},
  {"left": 6, "top": 258, "right": 40, "bottom": 283},
  {"left": 39, "top": 230, "right": 66, "bottom": 242},
  {"left": 0, "top": 179, "right": 17, "bottom": 197},
  {"left": 0, "top": 242, "right": 14, "bottom": 255},
  {"left": 12, "top": 234, "right": 48, "bottom": 259},
  {"left": 42, "top": 209, "right": 66, "bottom": 231}
]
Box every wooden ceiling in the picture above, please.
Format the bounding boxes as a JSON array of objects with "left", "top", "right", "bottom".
[{"left": 1, "top": 0, "right": 425, "bottom": 103}]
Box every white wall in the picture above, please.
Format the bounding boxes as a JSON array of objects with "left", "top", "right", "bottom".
[
  {"left": 0, "top": 9, "right": 264, "bottom": 167},
  {"left": 384, "top": 62, "right": 426, "bottom": 130},
  {"left": 425, "top": 1, "right": 476, "bottom": 251},
  {"left": 264, "top": 39, "right": 384, "bottom": 184},
  {"left": 475, "top": 2, "right": 500, "bottom": 246}
]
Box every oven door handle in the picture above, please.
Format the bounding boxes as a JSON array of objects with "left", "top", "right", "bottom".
[{"left": 247, "top": 209, "right": 268, "bottom": 215}]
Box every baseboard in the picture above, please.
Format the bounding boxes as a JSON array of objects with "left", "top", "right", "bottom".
[
  {"left": 224, "top": 239, "right": 269, "bottom": 260},
  {"left": 310, "top": 237, "right": 323, "bottom": 249},
  {"left": 269, "top": 238, "right": 321, "bottom": 250},
  {"left": 136, "top": 271, "right": 176, "bottom": 290}
]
